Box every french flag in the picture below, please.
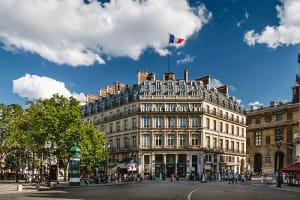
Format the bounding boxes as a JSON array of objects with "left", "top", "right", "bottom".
[{"left": 169, "top": 33, "right": 184, "bottom": 44}]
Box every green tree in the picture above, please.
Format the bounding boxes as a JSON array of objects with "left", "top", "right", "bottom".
[
  {"left": 1, "top": 94, "right": 107, "bottom": 181},
  {"left": 25, "top": 94, "right": 107, "bottom": 180},
  {"left": 78, "top": 123, "right": 107, "bottom": 172},
  {"left": 25, "top": 94, "right": 83, "bottom": 181},
  {"left": 0, "top": 103, "right": 26, "bottom": 180}
]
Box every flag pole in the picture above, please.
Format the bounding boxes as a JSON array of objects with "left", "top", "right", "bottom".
[{"left": 168, "top": 42, "right": 170, "bottom": 72}]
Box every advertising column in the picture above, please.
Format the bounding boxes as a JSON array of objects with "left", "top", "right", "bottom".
[{"left": 69, "top": 145, "right": 81, "bottom": 186}]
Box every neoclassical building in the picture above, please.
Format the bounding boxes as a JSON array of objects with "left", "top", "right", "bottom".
[
  {"left": 82, "top": 70, "right": 247, "bottom": 178},
  {"left": 246, "top": 56, "right": 300, "bottom": 175}
]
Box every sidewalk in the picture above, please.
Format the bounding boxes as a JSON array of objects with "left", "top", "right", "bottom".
[
  {"left": 270, "top": 183, "right": 300, "bottom": 193},
  {"left": 0, "top": 180, "right": 72, "bottom": 194},
  {"left": 0, "top": 180, "right": 37, "bottom": 194},
  {"left": 0, "top": 179, "right": 134, "bottom": 194}
]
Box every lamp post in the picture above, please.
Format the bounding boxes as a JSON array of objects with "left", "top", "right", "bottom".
[
  {"left": 275, "top": 134, "right": 282, "bottom": 187},
  {"left": 44, "top": 141, "right": 57, "bottom": 187},
  {"left": 15, "top": 148, "right": 19, "bottom": 183},
  {"left": 104, "top": 143, "right": 110, "bottom": 176}
]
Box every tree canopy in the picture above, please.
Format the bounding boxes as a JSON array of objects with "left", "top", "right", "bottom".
[{"left": 0, "top": 94, "right": 106, "bottom": 174}]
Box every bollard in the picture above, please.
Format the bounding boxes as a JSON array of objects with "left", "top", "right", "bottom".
[{"left": 17, "top": 184, "right": 23, "bottom": 192}]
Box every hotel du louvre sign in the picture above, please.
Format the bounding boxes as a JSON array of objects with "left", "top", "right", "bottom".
[{"left": 140, "top": 103, "right": 202, "bottom": 113}]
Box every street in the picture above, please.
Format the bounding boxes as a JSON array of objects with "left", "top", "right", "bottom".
[{"left": 0, "top": 181, "right": 299, "bottom": 200}]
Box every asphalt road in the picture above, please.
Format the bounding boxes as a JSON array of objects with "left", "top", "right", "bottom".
[{"left": 0, "top": 181, "right": 299, "bottom": 200}]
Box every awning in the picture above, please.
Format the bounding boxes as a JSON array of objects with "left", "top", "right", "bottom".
[
  {"left": 111, "top": 163, "right": 137, "bottom": 173},
  {"left": 126, "top": 163, "right": 137, "bottom": 172},
  {"left": 111, "top": 163, "right": 126, "bottom": 173},
  {"left": 281, "top": 162, "right": 300, "bottom": 173}
]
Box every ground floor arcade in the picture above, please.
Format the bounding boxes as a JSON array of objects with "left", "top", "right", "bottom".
[{"left": 139, "top": 151, "right": 246, "bottom": 179}]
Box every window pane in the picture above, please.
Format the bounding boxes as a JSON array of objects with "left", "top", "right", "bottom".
[
  {"left": 266, "top": 136, "right": 270, "bottom": 144},
  {"left": 143, "top": 135, "right": 150, "bottom": 146},
  {"left": 179, "top": 135, "right": 187, "bottom": 146},
  {"left": 192, "top": 135, "right": 199, "bottom": 145},
  {"left": 255, "top": 131, "right": 262, "bottom": 146},
  {"left": 167, "top": 134, "right": 175, "bottom": 146},
  {"left": 276, "top": 114, "right": 283, "bottom": 121},
  {"left": 155, "top": 135, "right": 162, "bottom": 146},
  {"left": 192, "top": 117, "right": 199, "bottom": 127},
  {"left": 180, "top": 117, "right": 187, "bottom": 127}
]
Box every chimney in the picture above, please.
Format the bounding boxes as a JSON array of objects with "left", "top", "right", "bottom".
[
  {"left": 137, "top": 71, "right": 148, "bottom": 84},
  {"left": 86, "top": 94, "right": 99, "bottom": 103},
  {"left": 148, "top": 72, "right": 156, "bottom": 81},
  {"left": 184, "top": 69, "right": 188, "bottom": 82},
  {"left": 114, "top": 81, "right": 124, "bottom": 92},
  {"left": 270, "top": 101, "right": 275, "bottom": 107},
  {"left": 163, "top": 72, "right": 175, "bottom": 80},
  {"left": 137, "top": 71, "right": 156, "bottom": 84},
  {"left": 107, "top": 85, "right": 114, "bottom": 95},
  {"left": 250, "top": 105, "right": 257, "bottom": 111},
  {"left": 99, "top": 88, "right": 106, "bottom": 97}
]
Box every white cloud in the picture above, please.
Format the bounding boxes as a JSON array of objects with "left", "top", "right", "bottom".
[
  {"left": 248, "top": 101, "right": 264, "bottom": 107},
  {"left": 229, "top": 85, "right": 236, "bottom": 92},
  {"left": 245, "top": 10, "right": 249, "bottom": 19},
  {"left": 176, "top": 54, "right": 195, "bottom": 65},
  {"left": 237, "top": 22, "right": 242, "bottom": 28},
  {"left": 13, "top": 74, "right": 86, "bottom": 102},
  {"left": 210, "top": 78, "right": 223, "bottom": 88},
  {"left": 244, "top": 0, "right": 300, "bottom": 48},
  {"left": 210, "top": 79, "right": 237, "bottom": 95},
  {"left": 236, "top": 10, "right": 249, "bottom": 28},
  {"left": 0, "top": 0, "right": 212, "bottom": 67},
  {"left": 177, "top": 51, "right": 184, "bottom": 56}
]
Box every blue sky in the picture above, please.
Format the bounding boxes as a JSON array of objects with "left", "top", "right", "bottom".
[{"left": 1, "top": 0, "right": 300, "bottom": 109}]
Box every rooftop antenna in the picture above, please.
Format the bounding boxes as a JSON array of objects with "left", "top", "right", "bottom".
[{"left": 168, "top": 34, "right": 171, "bottom": 72}]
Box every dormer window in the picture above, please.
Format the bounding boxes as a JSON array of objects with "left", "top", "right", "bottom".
[
  {"left": 144, "top": 81, "right": 150, "bottom": 89},
  {"left": 167, "top": 81, "right": 173, "bottom": 89},
  {"left": 179, "top": 80, "right": 185, "bottom": 89},
  {"left": 156, "top": 81, "right": 161, "bottom": 89}
]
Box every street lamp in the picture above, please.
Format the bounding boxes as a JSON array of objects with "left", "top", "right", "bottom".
[
  {"left": 275, "top": 134, "right": 283, "bottom": 187},
  {"left": 44, "top": 141, "right": 57, "bottom": 187},
  {"left": 15, "top": 148, "right": 19, "bottom": 183},
  {"left": 104, "top": 143, "right": 110, "bottom": 176}
]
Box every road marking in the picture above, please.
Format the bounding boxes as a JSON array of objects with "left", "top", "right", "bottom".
[{"left": 188, "top": 189, "right": 198, "bottom": 200}]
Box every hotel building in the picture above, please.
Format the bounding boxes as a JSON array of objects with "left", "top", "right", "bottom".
[{"left": 82, "top": 70, "right": 247, "bottom": 178}]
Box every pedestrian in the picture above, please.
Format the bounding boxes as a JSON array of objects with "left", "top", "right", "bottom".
[
  {"left": 228, "top": 173, "right": 232, "bottom": 184},
  {"left": 241, "top": 173, "right": 245, "bottom": 184},
  {"left": 86, "top": 174, "right": 90, "bottom": 186},
  {"left": 24, "top": 173, "right": 28, "bottom": 184}
]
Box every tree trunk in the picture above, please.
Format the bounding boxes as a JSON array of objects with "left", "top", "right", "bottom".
[{"left": 64, "top": 160, "right": 69, "bottom": 181}]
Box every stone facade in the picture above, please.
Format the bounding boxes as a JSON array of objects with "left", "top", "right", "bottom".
[
  {"left": 246, "top": 55, "right": 300, "bottom": 175},
  {"left": 82, "top": 70, "right": 247, "bottom": 178}
]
